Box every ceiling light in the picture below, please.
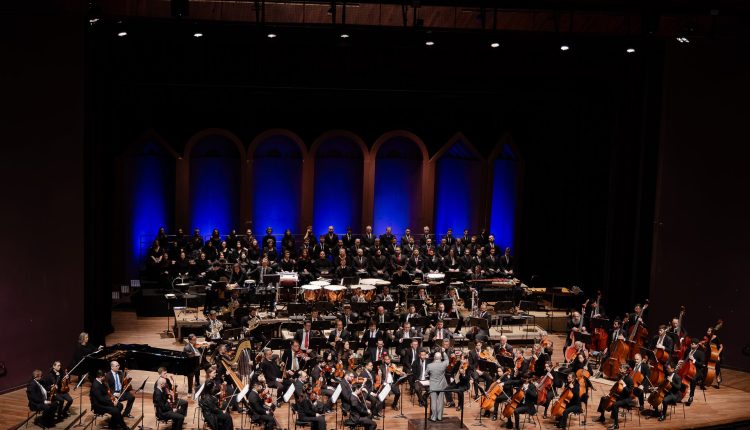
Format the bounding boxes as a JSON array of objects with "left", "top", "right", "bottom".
[
  {"left": 117, "top": 31, "right": 127, "bottom": 37},
  {"left": 193, "top": 32, "right": 203, "bottom": 38},
  {"left": 340, "top": 33, "right": 349, "bottom": 39},
  {"left": 626, "top": 48, "right": 635, "bottom": 53},
  {"left": 425, "top": 41, "right": 435, "bottom": 46},
  {"left": 267, "top": 33, "right": 277, "bottom": 38},
  {"left": 490, "top": 42, "right": 500, "bottom": 48},
  {"left": 560, "top": 44, "right": 570, "bottom": 51}
]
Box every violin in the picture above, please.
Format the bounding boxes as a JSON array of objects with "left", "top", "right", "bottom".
[{"left": 59, "top": 370, "right": 71, "bottom": 394}]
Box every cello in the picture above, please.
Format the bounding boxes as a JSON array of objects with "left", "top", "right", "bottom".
[
  {"left": 502, "top": 387, "right": 526, "bottom": 418},
  {"left": 535, "top": 371, "right": 554, "bottom": 406},
  {"left": 601, "top": 322, "right": 630, "bottom": 380},
  {"left": 551, "top": 385, "right": 574, "bottom": 417},
  {"left": 676, "top": 306, "right": 691, "bottom": 358},
  {"left": 481, "top": 380, "right": 505, "bottom": 413}
]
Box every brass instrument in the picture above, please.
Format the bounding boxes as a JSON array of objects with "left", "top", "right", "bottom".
[{"left": 206, "top": 318, "right": 224, "bottom": 339}]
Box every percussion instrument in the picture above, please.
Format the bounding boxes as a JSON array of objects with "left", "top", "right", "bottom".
[
  {"left": 325, "top": 285, "right": 346, "bottom": 303},
  {"left": 244, "top": 279, "right": 256, "bottom": 287},
  {"left": 426, "top": 273, "right": 445, "bottom": 281},
  {"left": 302, "top": 285, "right": 322, "bottom": 302},
  {"left": 310, "top": 280, "right": 331, "bottom": 287},
  {"left": 359, "top": 285, "right": 376, "bottom": 302},
  {"left": 279, "top": 272, "right": 298, "bottom": 287},
  {"left": 360, "top": 278, "right": 390, "bottom": 286}
]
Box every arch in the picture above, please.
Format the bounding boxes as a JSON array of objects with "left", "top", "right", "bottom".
[
  {"left": 430, "top": 132, "right": 486, "bottom": 237},
  {"left": 368, "top": 131, "right": 429, "bottom": 235},
  {"left": 118, "top": 130, "right": 177, "bottom": 277},
  {"left": 487, "top": 133, "right": 525, "bottom": 253},
  {"left": 186, "top": 130, "right": 244, "bottom": 239},
  {"left": 309, "top": 130, "right": 369, "bottom": 236},
  {"left": 247, "top": 130, "right": 307, "bottom": 236}
]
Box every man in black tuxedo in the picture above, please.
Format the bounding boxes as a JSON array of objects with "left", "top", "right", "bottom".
[
  {"left": 411, "top": 349, "right": 430, "bottom": 406},
  {"left": 90, "top": 370, "right": 128, "bottom": 429},
  {"left": 361, "top": 226, "right": 376, "bottom": 251},
  {"left": 419, "top": 226, "right": 436, "bottom": 247},
  {"left": 105, "top": 361, "right": 134, "bottom": 418},
  {"left": 484, "top": 234, "right": 499, "bottom": 255},
  {"left": 342, "top": 227, "right": 356, "bottom": 249},
  {"left": 400, "top": 228, "right": 414, "bottom": 248},
  {"left": 500, "top": 247, "right": 514, "bottom": 276},
  {"left": 247, "top": 381, "right": 277, "bottom": 430},
  {"left": 153, "top": 377, "right": 185, "bottom": 429},
  {"left": 328, "top": 319, "right": 351, "bottom": 348},
  {"left": 367, "top": 339, "right": 387, "bottom": 363},
  {"left": 348, "top": 387, "right": 376, "bottom": 430},
  {"left": 684, "top": 341, "right": 706, "bottom": 405},
  {"left": 650, "top": 325, "right": 675, "bottom": 355},
  {"left": 323, "top": 226, "right": 339, "bottom": 254},
  {"left": 379, "top": 227, "right": 395, "bottom": 249},
  {"left": 443, "top": 228, "right": 455, "bottom": 247},
  {"left": 27, "top": 369, "right": 58, "bottom": 427},
  {"left": 298, "top": 388, "right": 327, "bottom": 430},
  {"left": 407, "top": 249, "right": 425, "bottom": 277}
]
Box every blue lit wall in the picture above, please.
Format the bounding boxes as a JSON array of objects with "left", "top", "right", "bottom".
[
  {"left": 125, "top": 140, "right": 175, "bottom": 272},
  {"left": 313, "top": 137, "right": 364, "bottom": 235},
  {"left": 251, "top": 136, "right": 303, "bottom": 237},
  {"left": 189, "top": 136, "right": 241, "bottom": 238},
  {"left": 435, "top": 157, "right": 483, "bottom": 236},
  {"left": 490, "top": 158, "right": 519, "bottom": 250},
  {"left": 373, "top": 137, "right": 423, "bottom": 235}
]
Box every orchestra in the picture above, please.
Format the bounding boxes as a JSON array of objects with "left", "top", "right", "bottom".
[{"left": 25, "top": 225, "right": 734, "bottom": 430}]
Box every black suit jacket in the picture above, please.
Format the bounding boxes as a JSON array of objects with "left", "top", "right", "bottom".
[
  {"left": 26, "top": 380, "right": 48, "bottom": 411},
  {"left": 650, "top": 334, "right": 674, "bottom": 352},
  {"left": 90, "top": 379, "right": 114, "bottom": 412},
  {"left": 105, "top": 370, "right": 127, "bottom": 393},
  {"left": 260, "top": 359, "right": 282, "bottom": 381},
  {"left": 247, "top": 390, "right": 268, "bottom": 419},
  {"left": 328, "top": 329, "right": 351, "bottom": 343},
  {"left": 153, "top": 388, "right": 172, "bottom": 418},
  {"left": 412, "top": 359, "right": 429, "bottom": 381}
]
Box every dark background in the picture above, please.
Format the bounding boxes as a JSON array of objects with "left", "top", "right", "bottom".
[{"left": 1, "top": 2, "right": 748, "bottom": 392}]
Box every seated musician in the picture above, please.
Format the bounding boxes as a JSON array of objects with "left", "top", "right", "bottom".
[
  {"left": 488, "top": 367, "right": 516, "bottom": 422},
  {"left": 46, "top": 361, "right": 73, "bottom": 419},
  {"left": 403, "top": 304, "right": 421, "bottom": 325},
  {"left": 294, "top": 320, "right": 319, "bottom": 352},
  {"left": 683, "top": 340, "right": 706, "bottom": 406},
  {"left": 484, "top": 247, "right": 499, "bottom": 275},
  {"left": 154, "top": 377, "right": 185, "bottom": 429},
  {"left": 89, "top": 370, "right": 128, "bottom": 429},
  {"left": 631, "top": 354, "right": 650, "bottom": 410},
  {"left": 650, "top": 324, "right": 675, "bottom": 353},
  {"left": 362, "top": 319, "right": 384, "bottom": 344},
  {"left": 513, "top": 349, "right": 534, "bottom": 379},
  {"left": 555, "top": 373, "right": 582, "bottom": 430},
  {"left": 468, "top": 341, "right": 492, "bottom": 399},
  {"left": 370, "top": 248, "right": 389, "bottom": 278},
  {"left": 228, "top": 263, "right": 246, "bottom": 288},
  {"left": 432, "top": 302, "right": 449, "bottom": 326},
  {"left": 282, "top": 341, "right": 310, "bottom": 383},
  {"left": 352, "top": 248, "right": 370, "bottom": 276},
  {"left": 658, "top": 363, "right": 683, "bottom": 421},
  {"left": 358, "top": 361, "right": 383, "bottom": 418},
  {"left": 328, "top": 319, "right": 350, "bottom": 349},
  {"left": 563, "top": 311, "right": 586, "bottom": 360},
  {"left": 338, "top": 305, "right": 357, "bottom": 328},
  {"left": 373, "top": 305, "right": 393, "bottom": 325},
  {"left": 313, "top": 251, "right": 333, "bottom": 277},
  {"left": 459, "top": 249, "right": 474, "bottom": 273},
  {"left": 394, "top": 321, "right": 418, "bottom": 355},
  {"left": 428, "top": 320, "right": 451, "bottom": 343},
  {"left": 495, "top": 335, "right": 513, "bottom": 358},
  {"left": 298, "top": 387, "right": 328, "bottom": 430},
  {"left": 538, "top": 361, "right": 556, "bottom": 418},
  {"left": 352, "top": 288, "right": 367, "bottom": 303},
  {"left": 247, "top": 380, "right": 277, "bottom": 430},
  {"left": 348, "top": 386, "right": 377, "bottom": 430},
  {"left": 198, "top": 381, "right": 234, "bottom": 430},
  {"left": 309, "top": 360, "right": 335, "bottom": 404},
  {"left": 469, "top": 264, "right": 484, "bottom": 280},
  {"left": 27, "top": 369, "right": 59, "bottom": 427},
  {"left": 374, "top": 285, "right": 394, "bottom": 303},
  {"left": 390, "top": 263, "right": 411, "bottom": 286},
  {"left": 407, "top": 249, "right": 425, "bottom": 277},
  {"left": 367, "top": 339, "right": 387, "bottom": 363},
  {"left": 595, "top": 363, "right": 634, "bottom": 429},
  {"left": 206, "top": 310, "right": 223, "bottom": 342},
  {"left": 379, "top": 354, "right": 402, "bottom": 410},
  {"left": 532, "top": 344, "right": 550, "bottom": 379},
  {"left": 278, "top": 250, "right": 296, "bottom": 272},
  {"left": 412, "top": 348, "right": 430, "bottom": 407},
  {"left": 296, "top": 248, "right": 315, "bottom": 284},
  {"left": 263, "top": 238, "right": 277, "bottom": 262},
  {"left": 105, "top": 361, "right": 134, "bottom": 418},
  {"left": 424, "top": 248, "right": 443, "bottom": 273},
  {"left": 259, "top": 348, "right": 283, "bottom": 391},
  {"left": 155, "top": 368, "right": 188, "bottom": 416}
]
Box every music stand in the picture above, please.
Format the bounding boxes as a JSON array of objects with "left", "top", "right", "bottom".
[
  {"left": 408, "top": 298, "right": 425, "bottom": 310},
  {"left": 350, "top": 302, "right": 369, "bottom": 317},
  {"left": 380, "top": 301, "right": 397, "bottom": 313},
  {"left": 341, "top": 276, "right": 359, "bottom": 286},
  {"left": 264, "top": 337, "right": 291, "bottom": 353},
  {"left": 163, "top": 293, "right": 177, "bottom": 338},
  {"left": 472, "top": 385, "right": 488, "bottom": 427},
  {"left": 311, "top": 321, "right": 332, "bottom": 332},
  {"left": 288, "top": 302, "right": 308, "bottom": 316},
  {"left": 410, "top": 316, "right": 429, "bottom": 330},
  {"left": 572, "top": 332, "right": 592, "bottom": 346},
  {"left": 313, "top": 302, "right": 336, "bottom": 314},
  {"left": 71, "top": 373, "right": 89, "bottom": 428},
  {"left": 135, "top": 378, "right": 150, "bottom": 430},
  {"left": 469, "top": 317, "right": 490, "bottom": 334}
]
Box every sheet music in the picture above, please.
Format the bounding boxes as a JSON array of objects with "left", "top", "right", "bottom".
[
  {"left": 331, "top": 384, "right": 342, "bottom": 403},
  {"left": 418, "top": 380, "right": 430, "bottom": 387},
  {"left": 283, "top": 383, "right": 296, "bottom": 403},
  {"left": 238, "top": 385, "right": 250, "bottom": 402},
  {"left": 377, "top": 383, "right": 391, "bottom": 402},
  {"left": 194, "top": 383, "right": 205, "bottom": 400}
]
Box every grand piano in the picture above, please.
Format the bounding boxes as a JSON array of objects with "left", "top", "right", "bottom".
[{"left": 81, "top": 344, "right": 200, "bottom": 377}]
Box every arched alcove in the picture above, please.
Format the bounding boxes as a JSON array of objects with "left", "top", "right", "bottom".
[
  {"left": 248, "top": 133, "right": 305, "bottom": 236},
  {"left": 371, "top": 133, "right": 428, "bottom": 235},
  {"left": 187, "top": 133, "right": 242, "bottom": 238},
  {"left": 120, "top": 132, "right": 177, "bottom": 275},
  {"left": 488, "top": 135, "right": 523, "bottom": 251},
  {"left": 432, "top": 133, "right": 485, "bottom": 236},
  {"left": 310, "top": 132, "right": 367, "bottom": 235}
]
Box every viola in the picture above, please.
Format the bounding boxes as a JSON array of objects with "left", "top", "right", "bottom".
[{"left": 59, "top": 370, "right": 71, "bottom": 394}]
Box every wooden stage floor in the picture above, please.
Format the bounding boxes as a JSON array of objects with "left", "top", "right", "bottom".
[{"left": 2, "top": 311, "right": 750, "bottom": 430}]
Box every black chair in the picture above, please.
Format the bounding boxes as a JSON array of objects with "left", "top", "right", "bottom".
[
  {"left": 91, "top": 411, "right": 110, "bottom": 429},
  {"left": 518, "top": 405, "right": 542, "bottom": 429},
  {"left": 668, "top": 400, "right": 687, "bottom": 420},
  {"left": 291, "top": 403, "right": 312, "bottom": 430},
  {"left": 24, "top": 409, "right": 43, "bottom": 429},
  {"left": 619, "top": 404, "right": 641, "bottom": 427}
]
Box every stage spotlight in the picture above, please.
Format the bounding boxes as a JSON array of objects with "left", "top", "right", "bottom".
[
  {"left": 425, "top": 40, "right": 435, "bottom": 46},
  {"left": 117, "top": 31, "right": 127, "bottom": 37},
  {"left": 490, "top": 42, "right": 500, "bottom": 48},
  {"left": 560, "top": 44, "right": 570, "bottom": 51},
  {"left": 340, "top": 33, "right": 350, "bottom": 38},
  {"left": 626, "top": 48, "right": 635, "bottom": 53},
  {"left": 193, "top": 32, "right": 203, "bottom": 38},
  {"left": 676, "top": 37, "right": 690, "bottom": 43},
  {"left": 267, "top": 33, "right": 277, "bottom": 38}
]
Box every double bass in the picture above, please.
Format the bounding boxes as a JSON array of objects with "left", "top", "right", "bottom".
[
  {"left": 626, "top": 301, "right": 649, "bottom": 360},
  {"left": 701, "top": 319, "right": 723, "bottom": 387},
  {"left": 588, "top": 291, "right": 609, "bottom": 352},
  {"left": 565, "top": 300, "right": 589, "bottom": 362}
]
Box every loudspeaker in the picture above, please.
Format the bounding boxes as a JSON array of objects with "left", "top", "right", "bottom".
[{"left": 171, "top": 0, "right": 189, "bottom": 18}]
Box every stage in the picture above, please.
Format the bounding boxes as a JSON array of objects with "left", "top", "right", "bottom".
[{"left": 2, "top": 311, "right": 749, "bottom": 430}]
